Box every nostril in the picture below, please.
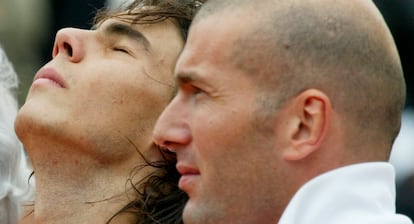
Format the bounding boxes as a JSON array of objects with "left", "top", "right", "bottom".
[
  {"left": 156, "top": 141, "right": 176, "bottom": 153},
  {"left": 63, "top": 42, "right": 73, "bottom": 57}
]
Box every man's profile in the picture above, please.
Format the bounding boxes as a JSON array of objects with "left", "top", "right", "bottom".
[{"left": 153, "top": 0, "right": 413, "bottom": 223}]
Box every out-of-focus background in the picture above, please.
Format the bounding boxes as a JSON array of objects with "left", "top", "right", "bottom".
[{"left": 0, "top": 0, "right": 413, "bottom": 219}]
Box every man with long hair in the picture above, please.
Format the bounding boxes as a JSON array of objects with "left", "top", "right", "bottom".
[{"left": 15, "top": 1, "right": 203, "bottom": 223}]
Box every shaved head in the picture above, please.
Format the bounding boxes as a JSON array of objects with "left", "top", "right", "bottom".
[
  {"left": 195, "top": 0, "right": 405, "bottom": 155},
  {"left": 152, "top": 1, "right": 408, "bottom": 223}
]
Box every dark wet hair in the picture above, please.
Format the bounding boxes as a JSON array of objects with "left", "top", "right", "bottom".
[
  {"left": 107, "top": 147, "right": 188, "bottom": 224},
  {"left": 94, "top": 0, "right": 205, "bottom": 40}
]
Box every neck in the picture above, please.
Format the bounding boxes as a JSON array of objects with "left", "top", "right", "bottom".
[{"left": 20, "top": 138, "right": 150, "bottom": 224}]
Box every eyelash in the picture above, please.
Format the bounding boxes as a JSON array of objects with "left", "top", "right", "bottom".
[
  {"left": 113, "top": 47, "right": 130, "bottom": 54},
  {"left": 193, "top": 86, "right": 204, "bottom": 95},
  {"left": 184, "top": 84, "right": 206, "bottom": 98}
]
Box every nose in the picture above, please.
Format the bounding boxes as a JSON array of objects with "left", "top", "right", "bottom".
[
  {"left": 52, "top": 28, "right": 87, "bottom": 62},
  {"left": 153, "top": 96, "right": 192, "bottom": 152}
]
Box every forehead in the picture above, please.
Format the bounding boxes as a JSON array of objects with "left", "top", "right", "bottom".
[
  {"left": 99, "top": 15, "right": 184, "bottom": 58},
  {"left": 95, "top": 14, "right": 181, "bottom": 37},
  {"left": 176, "top": 12, "right": 248, "bottom": 76}
]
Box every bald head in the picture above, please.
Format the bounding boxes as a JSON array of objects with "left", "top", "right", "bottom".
[{"left": 194, "top": 0, "right": 405, "bottom": 157}]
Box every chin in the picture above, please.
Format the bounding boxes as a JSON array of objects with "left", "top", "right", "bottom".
[
  {"left": 14, "top": 109, "right": 34, "bottom": 143},
  {"left": 14, "top": 102, "right": 62, "bottom": 143},
  {"left": 15, "top": 106, "right": 41, "bottom": 140}
]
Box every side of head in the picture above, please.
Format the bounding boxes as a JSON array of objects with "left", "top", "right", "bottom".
[
  {"left": 224, "top": 0, "right": 405, "bottom": 161},
  {"left": 231, "top": 0, "right": 405, "bottom": 211},
  {"left": 228, "top": 0, "right": 405, "bottom": 217}
]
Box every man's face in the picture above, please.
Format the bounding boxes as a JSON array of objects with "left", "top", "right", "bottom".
[
  {"left": 153, "top": 13, "right": 286, "bottom": 224},
  {"left": 16, "top": 16, "right": 183, "bottom": 162}
]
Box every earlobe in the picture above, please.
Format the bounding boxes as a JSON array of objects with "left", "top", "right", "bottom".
[{"left": 283, "top": 89, "right": 330, "bottom": 161}]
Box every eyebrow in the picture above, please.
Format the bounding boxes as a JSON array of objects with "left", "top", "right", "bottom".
[
  {"left": 97, "top": 22, "right": 152, "bottom": 51},
  {"left": 176, "top": 72, "right": 196, "bottom": 84},
  {"left": 176, "top": 71, "right": 209, "bottom": 88}
]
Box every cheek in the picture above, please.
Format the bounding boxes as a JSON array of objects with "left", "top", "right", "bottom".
[
  {"left": 193, "top": 110, "right": 255, "bottom": 158},
  {"left": 111, "top": 90, "right": 167, "bottom": 120}
]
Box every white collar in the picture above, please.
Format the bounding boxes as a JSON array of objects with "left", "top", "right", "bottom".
[{"left": 278, "top": 162, "right": 413, "bottom": 224}]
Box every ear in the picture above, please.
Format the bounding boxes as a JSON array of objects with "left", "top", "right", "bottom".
[{"left": 283, "top": 89, "right": 331, "bottom": 161}]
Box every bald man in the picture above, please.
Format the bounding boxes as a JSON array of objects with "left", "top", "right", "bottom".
[{"left": 153, "top": 0, "right": 414, "bottom": 223}]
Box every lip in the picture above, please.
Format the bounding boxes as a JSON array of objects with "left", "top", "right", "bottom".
[
  {"left": 177, "top": 164, "right": 200, "bottom": 175},
  {"left": 177, "top": 163, "right": 200, "bottom": 194},
  {"left": 32, "top": 67, "right": 67, "bottom": 88}
]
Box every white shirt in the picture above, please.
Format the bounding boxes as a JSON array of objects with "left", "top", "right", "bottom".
[{"left": 279, "top": 162, "right": 413, "bottom": 224}]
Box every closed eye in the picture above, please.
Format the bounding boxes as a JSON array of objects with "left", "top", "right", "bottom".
[{"left": 113, "top": 47, "right": 130, "bottom": 54}]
